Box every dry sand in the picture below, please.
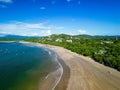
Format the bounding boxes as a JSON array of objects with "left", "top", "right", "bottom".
[{"left": 46, "top": 45, "right": 120, "bottom": 90}]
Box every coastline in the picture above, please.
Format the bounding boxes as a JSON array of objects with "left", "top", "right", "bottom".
[
  {"left": 20, "top": 41, "right": 68, "bottom": 90},
  {"left": 18, "top": 41, "right": 120, "bottom": 90},
  {"left": 44, "top": 44, "right": 120, "bottom": 90}
]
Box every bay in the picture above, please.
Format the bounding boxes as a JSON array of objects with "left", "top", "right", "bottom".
[{"left": 0, "top": 42, "right": 57, "bottom": 90}]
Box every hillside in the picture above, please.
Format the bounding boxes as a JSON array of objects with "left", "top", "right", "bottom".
[{"left": 24, "top": 34, "right": 120, "bottom": 71}]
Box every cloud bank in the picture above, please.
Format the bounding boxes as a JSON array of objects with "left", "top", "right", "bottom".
[
  {"left": 78, "top": 29, "right": 89, "bottom": 34},
  {"left": 0, "top": 22, "right": 53, "bottom": 36}
]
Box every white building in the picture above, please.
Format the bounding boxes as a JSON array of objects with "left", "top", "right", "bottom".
[
  {"left": 101, "top": 41, "right": 113, "bottom": 44},
  {"left": 66, "top": 40, "right": 72, "bottom": 43},
  {"left": 56, "top": 39, "right": 62, "bottom": 42}
]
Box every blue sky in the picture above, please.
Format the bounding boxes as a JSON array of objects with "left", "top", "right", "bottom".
[{"left": 0, "top": 0, "right": 120, "bottom": 36}]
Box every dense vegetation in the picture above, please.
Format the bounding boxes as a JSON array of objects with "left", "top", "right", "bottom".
[
  {"left": 24, "top": 34, "right": 120, "bottom": 71},
  {"left": 1, "top": 34, "right": 120, "bottom": 71}
]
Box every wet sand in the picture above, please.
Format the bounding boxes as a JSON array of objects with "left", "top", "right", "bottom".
[{"left": 38, "top": 46, "right": 69, "bottom": 90}]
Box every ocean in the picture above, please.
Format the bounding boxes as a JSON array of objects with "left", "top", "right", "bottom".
[{"left": 0, "top": 41, "right": 59, "bottom": 90}]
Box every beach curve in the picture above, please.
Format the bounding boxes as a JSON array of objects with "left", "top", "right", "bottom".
[
  {"left": 19, "top": 41, "right": 65, "bottom": 90},
  {"left": 20, "top": 41, "right": 120, "bottom": 90},
  {"left": 45, "top": 44, "right": 120, "bottom": 90}
]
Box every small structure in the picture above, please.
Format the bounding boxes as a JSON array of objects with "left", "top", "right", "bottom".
[
  {"left": 75, "top": 37, "right": 80, "bottom": 40},
  {"left": 47, "top": 35, "right": 52, "bottom": 40},
  {"left": 95, "top": 50, "right": 106, "bottom": 55},
  {"left": 56, "top": 38, "right": 62, "bottom": 42},
  {"left": 47, "top": 38, "right": 52, "bottom": 40},
  {"left": 102, "top": 41, "right": 113, "bottom": 44},
  {"left": 66, "top": 40, "right": 72, "bottom": 43}
]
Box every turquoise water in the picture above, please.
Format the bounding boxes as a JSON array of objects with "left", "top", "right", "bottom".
[{"left": 0, "top": 42, "right": 56, "bottom": 90}]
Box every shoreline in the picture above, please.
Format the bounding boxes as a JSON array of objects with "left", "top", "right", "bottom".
[
  {"left": 54, "top": 53, "right": 70, "bottom": 90},
  {"left": 49, "top": 53, "right": 63, "bottom": 90},
  {"left": 44, "top": 44, "right": 120, "bottom": 90},
  {"left": 7, "top": 41, "right": 120, "bottom": 90},
  {"left": 19, "top": 41, "right": 67, "bottom": 90}
]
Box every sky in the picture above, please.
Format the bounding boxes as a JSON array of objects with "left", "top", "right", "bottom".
[{"left": 0, "top": 0, "right": 120, "bottom": 36}]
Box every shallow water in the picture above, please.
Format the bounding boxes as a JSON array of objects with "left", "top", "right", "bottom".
[{"left": 0, "top": 42, "right": 57, "bottom": 90}]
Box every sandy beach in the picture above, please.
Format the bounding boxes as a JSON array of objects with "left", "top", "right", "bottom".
[
  {"left": 45, "top": 45, "right": 120, "bottom": 90},
  {"left": 19, "top": 41, "right": 120, "bottom": 90}
]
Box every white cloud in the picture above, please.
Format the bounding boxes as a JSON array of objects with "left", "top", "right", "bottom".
[
  {"left": 78, "top": 29, "right": 89, "bottom": 34},
  {"left": 55, "top": 26, "right": 64, "bottom": 29},
  {"left": 51, "top": 26, "right": 64, "bottom": 29},
  {"left": 40, "top": 7, "right": 46, "bottom": 10},
  {"left": 41, "top": 30, "right": 51, "bottom": 36},
  {"left": 46, "top": 30, "right": 51, "bottom": 35},
  {"left": 0, "top": 0, "right": 12, "bottom": 3},
  {"left": 0, "top": 22, "right": 53, "bottom": 36}
]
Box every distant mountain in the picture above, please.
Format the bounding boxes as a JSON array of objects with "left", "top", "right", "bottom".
[
  {"left": 0, "top": 34, "right": 6, "bottom": 37},
  {"left": 0, "top": 33, "right": 120, "bottom": 40},
  {"left": 49, "top": 34, "right": 71, "bottom": 39},
  {"left": 74, "top": 34, "right": 92, "bottom": 38},
  {"left": 0, "top": 34, "right": 29, "bottom": 38}
]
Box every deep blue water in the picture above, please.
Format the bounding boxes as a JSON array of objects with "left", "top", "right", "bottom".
[{"left": 0, "top": 42, "right": 56, "bottom": 90}]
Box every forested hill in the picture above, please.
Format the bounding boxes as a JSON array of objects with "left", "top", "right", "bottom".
[
  {"left": 0, "top": 34, "right": 120, "bottom": 71},
  {"left": 24, "top": 34, "right": 120, "bottom": 71}
]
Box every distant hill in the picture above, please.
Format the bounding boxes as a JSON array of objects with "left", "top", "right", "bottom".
[
  {"left": 48, "top": 34, "right": 71, "bottom": 39},
  {"left": 0, "top": 33, "right": 120, "bottom": 40},
  {"left": 0, "top": 34, "right": 43, "bottom": 41},
  {"left": 48, "top": 34, "right": 120, "bottom": 39},
  {"left": 0, "top": 34, "right": 43, "bottom": 38},
  {"left": 0, "top": 34, "right": 31, "bottom": 38},
  {"left": 74, "top": 34, "right": 92, "bottom": 38}
]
